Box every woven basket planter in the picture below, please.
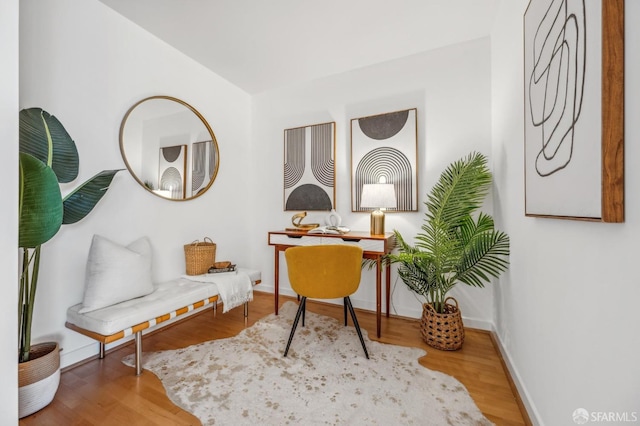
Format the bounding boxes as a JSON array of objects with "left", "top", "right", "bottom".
[
  {"left": 420, "top": 297, "right": 465, "bottom": 351},
  {"left": 18, "top": 342, "right": 61, "bottom": 418}
]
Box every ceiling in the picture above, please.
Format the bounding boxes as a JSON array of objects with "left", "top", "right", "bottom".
[{"left": 98, "top": 0, "right": 500, "bottom": 94}]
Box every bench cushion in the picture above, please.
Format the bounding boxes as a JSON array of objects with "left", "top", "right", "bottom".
[
  {"left": 237, "top": 268, "right": 261, "bottom": 284},
  {"left": 66, "top": 268, "right": 262, "bottom": 337},
  {"left": 67, "top": 278, "right": 219, "bottom": 336}
]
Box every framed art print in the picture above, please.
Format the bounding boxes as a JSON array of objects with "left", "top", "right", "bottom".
[
  {"left": 283, "top": 122, "right": 336, "bottom": 211},
  {"left": 524, "top": 0, "right": 624, "bottom": 222},
  {"left": 159, "top": 144, "right": 187, "bottom": 199},
  {"left": 191, "top": 140, "right": 215, "bottom": 197},
  {"left": 351, "top": 108, "right": 418, "bottom": 212}
]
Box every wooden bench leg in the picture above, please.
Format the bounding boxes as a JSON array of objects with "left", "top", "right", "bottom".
[
  {"left": 135, "top": 331, "right": 143, "bottom": 376},
  {"left": 99, "top": 342, "right": 105, "bottom": 359}
]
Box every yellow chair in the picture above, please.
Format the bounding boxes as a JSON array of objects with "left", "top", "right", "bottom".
[{"left": 283, "top": 245, "right": 369, "bottom": 359}]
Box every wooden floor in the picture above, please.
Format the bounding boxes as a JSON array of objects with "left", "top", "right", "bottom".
[{"left": 20, "top": 291, "right": 530, "bottom": 425}]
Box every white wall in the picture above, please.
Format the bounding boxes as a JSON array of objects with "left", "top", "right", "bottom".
[
  {"left": 0, "top": 0, "right": 19, "bottom": 422},
  {"left": 16, "top": 2, "right": 639, "bottom": 425},
  {"left": 250, "top": 37, "right": 496, "bottom": 327},
  {"left": 19, "top": 0, "right": 252, "bottom": 368},
  {"left": 491, "top": 1, "right": 640, "bottom": 424}
]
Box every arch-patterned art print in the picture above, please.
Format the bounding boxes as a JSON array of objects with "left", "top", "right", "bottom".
[
  {"left": 283, "top": 122, "right": 335, "bottom": 211},
  {"left": 351, "top": 108, "right": 418, "bottom": 212},
  {"left": 524, "top": 0, "right": 624, "bottom": 222},
  {"left": 191, "top": 140, "right": 215, "bottom": 197},
  {"left": 159, "top": 144, "right": 187, "bottom": 199}
]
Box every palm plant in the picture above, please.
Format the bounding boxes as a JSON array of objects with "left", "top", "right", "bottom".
[
  {"left": 18, "top": 108, "right": 120, "bottom": 363},
  {"left": 387, "top": 152, "right": 509, "bottom": 313}
]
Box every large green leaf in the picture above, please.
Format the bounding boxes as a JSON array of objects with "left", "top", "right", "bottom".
[
  {"left": 19, "top": 108, "right": 79, "bottom": 183},
  {"left": 62, "top": 170, "right": 121, "bottom": 224},
  {"left": 426, "top": 152, "right": 491, "bottom": 228},
  {"left": 456, "top": 214, "right": 510, "bottom": 287},
  {"left": 18, "top": 153, "right": 63, "bottom": 248}
]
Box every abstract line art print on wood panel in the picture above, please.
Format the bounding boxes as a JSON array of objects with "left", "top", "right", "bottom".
[
  {"left": 524, "top": 0, "right": 624, "bottom": 222},
  {"left": 351, "top": 108, "right": 417, "bottom": 212},
  {"left": 191, "top": 140, "right": 216, "bottom": 197},
  {"left": 284, "top": 122, "right": 336, "bottom": 211}
]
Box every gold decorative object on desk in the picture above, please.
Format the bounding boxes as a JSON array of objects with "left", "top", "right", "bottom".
[{"left": 286, "top": 212, "right": 320, "bottom": 232}]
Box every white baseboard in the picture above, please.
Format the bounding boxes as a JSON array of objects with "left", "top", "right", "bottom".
[
  {"left": 490, "top": 326, "right": 542, "bottom": 425},
  {"left": 461, "top": 317, "right": 493, "bottom": 331},
  {"left": 260, "top": 286, "right": 494, "bottom": 331},
  {"left": 60, "top": 341, "right": 99, "bottom": 369}
]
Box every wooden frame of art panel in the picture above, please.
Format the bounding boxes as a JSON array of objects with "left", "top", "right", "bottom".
[
  {"left": 351, "top": 108, "right": 418, "bottom": 212},
  {"left": 283, "top": 122, "right": 336, "bottom": 211},
  {"left": 523, "top": 0, "right": 624, "bottom": 222}
]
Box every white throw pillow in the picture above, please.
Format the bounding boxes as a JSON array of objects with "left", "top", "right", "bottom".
[{"left": 79, "top": 235, "right": 154, "bottom": 313}]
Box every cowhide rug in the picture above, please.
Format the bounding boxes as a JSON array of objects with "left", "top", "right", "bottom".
[{"left": 123, "top": 301, "right": 492, "bottom": 425}]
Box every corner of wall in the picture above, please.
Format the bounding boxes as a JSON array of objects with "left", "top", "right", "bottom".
[{"left": 0, "top": 0, "right": 20, "bottom": 422}]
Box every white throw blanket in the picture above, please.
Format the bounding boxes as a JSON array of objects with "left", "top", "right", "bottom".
[{"left": 181, "top": 270, "right": 253, "bottom": 313}]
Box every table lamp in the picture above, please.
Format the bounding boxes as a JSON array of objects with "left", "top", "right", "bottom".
[{"left": 360, "top": 183, "right": 396, "bottom": 235}]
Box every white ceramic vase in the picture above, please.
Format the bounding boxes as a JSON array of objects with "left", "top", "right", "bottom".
[{"left": 325, "top": 209, "right": 341, "bottom": 227}]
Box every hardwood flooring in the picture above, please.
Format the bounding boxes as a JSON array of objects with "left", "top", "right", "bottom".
[{"left": 20, "top": 291, "right": 530, "bottom": 425}]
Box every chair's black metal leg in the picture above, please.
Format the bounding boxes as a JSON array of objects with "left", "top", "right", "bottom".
[
  {"left": 302, "top": 297, "right": 306, "bottom": 327},
  {"left": 343, "top": 298, "right": 348, "bottom": 326},
  {"left": 345, "top": 297, "right": 369, "bottom": 359},
  {"left": 284, "top": 297, "right": 307, "bottom": 357}
]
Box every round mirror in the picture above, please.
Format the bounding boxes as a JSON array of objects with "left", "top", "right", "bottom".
[{"left": 119, "top": 96, "right": 220, "bottom": 200}]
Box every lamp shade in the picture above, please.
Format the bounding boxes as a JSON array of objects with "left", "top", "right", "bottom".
[{"left": 360, "top": 184, "right": 396, "bottom": 209}]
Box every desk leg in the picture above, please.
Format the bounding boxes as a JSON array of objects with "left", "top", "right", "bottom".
[
  {"left": 386, "top": 262, "right": 391, "bottom": 317},
  {"left": 274, "top": 247, "right": 280, "bottom": 315},
  {"left": 376, "top": 256, "right": 382, "bottom": 338}
]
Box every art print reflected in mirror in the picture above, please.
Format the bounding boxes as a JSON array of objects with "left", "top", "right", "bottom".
[{"left": 119, "top": 96, "right": 219, "bottom": 200}]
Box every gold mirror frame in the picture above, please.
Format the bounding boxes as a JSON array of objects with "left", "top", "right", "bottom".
[{"left": 119, "top": 96, "right": 220, "bottom": 201}]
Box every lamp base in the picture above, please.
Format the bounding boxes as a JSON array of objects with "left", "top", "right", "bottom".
[{"left": 370, "top": 210, "right": 385, "bottom": 235}]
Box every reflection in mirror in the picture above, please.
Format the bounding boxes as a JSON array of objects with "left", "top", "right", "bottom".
[{"left": 119, "top": 96, "right": 219, "bottom": 200}]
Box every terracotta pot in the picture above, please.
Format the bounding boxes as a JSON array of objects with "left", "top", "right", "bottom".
[
  {"left": 18, "top": 342, "right": 60, "bottom": 418},
  {"left": 420, "top": 297, "right": 465, "bottom": 350}
]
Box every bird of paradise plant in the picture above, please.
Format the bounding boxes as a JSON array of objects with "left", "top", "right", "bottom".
[{"left": 18, "top": 108, "right": 120, "bottom": 363}]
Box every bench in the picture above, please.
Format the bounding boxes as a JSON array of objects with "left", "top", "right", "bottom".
[{"left": 66, "top": 268, "right": 261, "bottom": 375}]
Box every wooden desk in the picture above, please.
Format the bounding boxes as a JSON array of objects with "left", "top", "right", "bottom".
[{"left": 268, "top": 230, "right": 395, "bottom": 337}]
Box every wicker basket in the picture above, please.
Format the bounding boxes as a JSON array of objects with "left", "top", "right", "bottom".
[
  {"left": 420, "top": 297, "right": 465, "bottom": 351},
  {"left": 184, "top": 237, "right": 216, "bottom": 275}
]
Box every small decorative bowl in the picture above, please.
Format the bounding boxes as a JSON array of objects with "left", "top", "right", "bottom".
[{"left": 213, "top": 261, "right": 232, "bottom": 269}]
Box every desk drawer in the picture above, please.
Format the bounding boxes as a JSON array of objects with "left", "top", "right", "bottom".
[
  {"left": 319, "top": 236, "right": 385, "bottom": 253},
  {"left": 269, "top": 233, "right": 321, "bottom": 247},
  {"left": 269, "top": 233, "right": 386, "bottom": 253}
]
